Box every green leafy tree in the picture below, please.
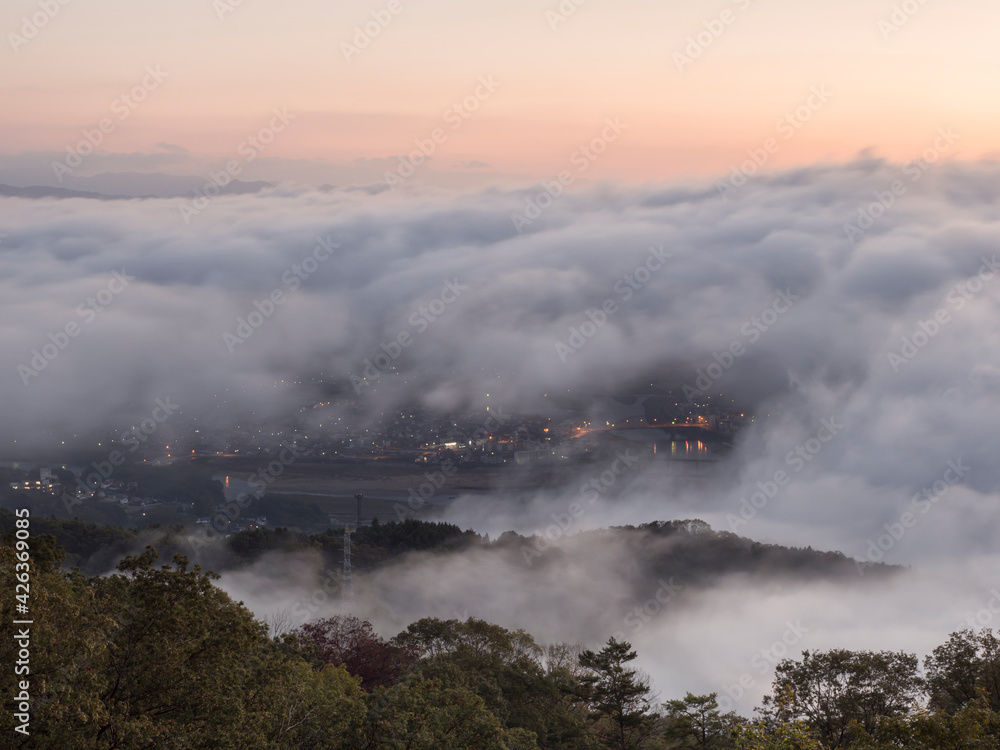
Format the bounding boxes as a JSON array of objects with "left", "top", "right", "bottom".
[
  {"left": 85, "top": 547, "right": 283, "bottom": 747},
  {"left": 395, "top": 617, "right": 590, "bottom": 749},
  {"left": 1, "top": 535, "right": 374, "bottom": 750},
  {"left": 760, "top": 649, "right": 923, "bottom": 749},
  {"left": 926, "top": 629, "right": 1000, "bottom": 714},
  {"left": 1, "top": 533, "right": 110, "bottom": 749},
  {"left": 843, "top": 696, "right": 1000, "bottom": 749},
  {"left": 733, "top": 686, "right": 823, "bottom": 750},
  {"left": 734, "top": 721, "right": 824, "bottom": 750},
  {"left": 359, "top": 675, "right": 538, "bottom": 750},
  {"left": 261, "top": 659, "right": 366, "bottom": 749}
]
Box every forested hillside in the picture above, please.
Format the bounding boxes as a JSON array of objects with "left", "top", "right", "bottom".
[{"left": 0, "top": 511, "right": 895, "bottom": 584}]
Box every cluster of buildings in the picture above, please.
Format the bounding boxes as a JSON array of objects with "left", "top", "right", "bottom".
[
  {"left": 156, "top": 407, "right": 575, "bottom": 466},
  {"left": 5, "top": 467, "right": 177, "bottom": 513},
  {"left": 7, "top": 466, "right": 59, "bottom": 494},
  {"left": 101, "top": 394, "right": 750, "bottom": 468}
]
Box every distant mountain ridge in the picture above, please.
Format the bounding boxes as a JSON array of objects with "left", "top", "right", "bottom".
[
  {"left": 0, "top": 511, "right": 897, "bottom": 582},
  {"left": 0, "top": 184, "right": 130, "bottom": 200},
  {"left": 0, "top": 172, "right": 274, "bottom": 200}
]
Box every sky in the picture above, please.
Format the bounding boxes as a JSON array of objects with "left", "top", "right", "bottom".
[{"left": 3, "top": 0, "right": 999, "bottom": 185}]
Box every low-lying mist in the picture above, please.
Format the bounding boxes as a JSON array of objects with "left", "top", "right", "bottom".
[{"left": 217, "top": 522, "right": 1000, "bottom": 715}]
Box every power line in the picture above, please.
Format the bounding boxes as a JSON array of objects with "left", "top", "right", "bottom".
[{"left": 342, "top": 524, "right": 354, "bottom": 608}]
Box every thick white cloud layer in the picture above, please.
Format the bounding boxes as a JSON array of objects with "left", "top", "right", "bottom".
[
  {"left": 3, "top": 158, "right": 998, "bottom": 559},
  {"left": 8, "top": 157, "right": 994, "bottom": 709}
]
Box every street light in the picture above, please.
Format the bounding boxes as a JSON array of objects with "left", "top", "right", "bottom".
[{"left": 354, "top": 492, "right": 363, "bottom": 527}]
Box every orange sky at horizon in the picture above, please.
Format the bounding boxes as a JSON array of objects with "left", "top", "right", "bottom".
[{"left": 2, "top": 0, "right": 998, "bottom": 184}]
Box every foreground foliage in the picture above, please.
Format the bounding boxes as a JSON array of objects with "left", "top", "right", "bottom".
[{"left": 2, "top": 534, "right": 999, "bottom": 749}]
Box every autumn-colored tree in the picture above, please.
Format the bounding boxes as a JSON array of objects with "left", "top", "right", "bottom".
[{"left": 295, "top": 614, "right": 417, "bottom": 691}]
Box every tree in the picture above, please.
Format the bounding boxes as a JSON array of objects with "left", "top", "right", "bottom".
[
  {"left": 295, "top": 615, "right": 417, "bottom": 691},
  {"left": 395, "top": 618, "right": 590, "bottom": 749},
  {"left": 734, "top": 721, "right": 824, "bottom": 750},
  {"left": 733, "top": 686, "right": 823, "bottom": 750},
  {"left": 261, "top": 659, "right": 366, "bottom": 750},
  {"left": 664, "top": 692, "right": 742, "bottom": 748},
  {"left": 838, "top": 697, "right": 1000, "bottom": 749},
  {"left": 1, "top": 541, "right": 316, "bottom": 749},
  {"left": 761, "top": 649, "right": 924, "bottom": 748},
  {"left": 925, "top": 629, "right": 1000, "bottom": 714},
  {"left": 545, "top": 643, "right": 587, "bottom": 678},
  {"left": 87, "top": 547, "right": 280, "bottom": 748},
  {"left": 578, "top": 638, "right": 659, "bottom": 750},
  {"left": 360, "top": 675, "right": 539, "bottom": 750},
  {"left": 395, "top": 616, "right": 542, "bottom": 665},
  {"left": 1, "top": 532, "right": 110, "bottom": 749}
]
